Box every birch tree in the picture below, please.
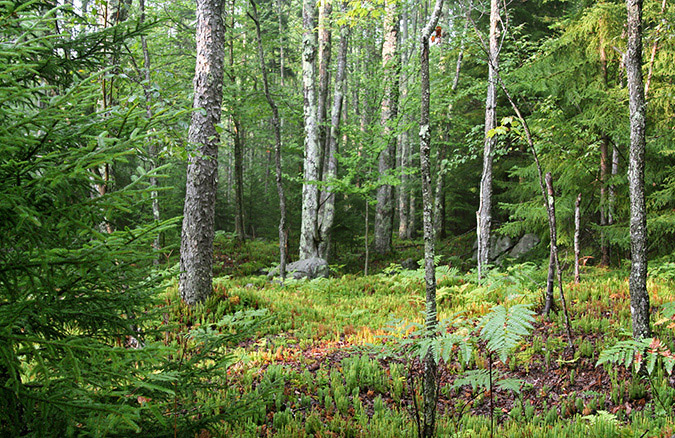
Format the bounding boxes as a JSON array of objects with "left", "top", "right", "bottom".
[
  {"left": 318, "top": 2, "right": 349, "bottom": 260},
  {"left": 299, "top": 0, "right": 320, "bottom": 259},
  {"left": 476, "top": 0, "right": 500, "bottom": 280},
  {"left": 420, "top": 0, "right": 444, "bottom": 435},
  {"left": 374, "top": 0, "right": 399, "bottom": 255},
  {"left": 625, "top": 0, "right": 650, "bottom": 339}
]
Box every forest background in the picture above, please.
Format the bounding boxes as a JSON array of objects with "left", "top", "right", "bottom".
[{"left": 2, "top": 0, "right": 675, "bottom": 435}]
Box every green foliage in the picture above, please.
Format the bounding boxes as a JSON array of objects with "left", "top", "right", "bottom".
[{"left": 479, "top": 304, "right": 536, "bottom": 363}]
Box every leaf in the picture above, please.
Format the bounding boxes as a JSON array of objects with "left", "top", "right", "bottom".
[{"left": 479, "top": 304, "right": 535, "bottom": 363}]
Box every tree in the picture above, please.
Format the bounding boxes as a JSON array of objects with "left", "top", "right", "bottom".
[
  {"left": 625, "top": 0, "right": 650, "bottom": 339},
  {"left": 0, "top": 3, "right": 172, "bottom": 433},
  {"left": 179, "top": 0, "right": 226, "bottom": 305},
  {"left": 318, "top": 1, "right": 349, "bottom": 260},
  {"left": 299, "top": 0, "right": 321, "bottom": 260},
  {"left": 250, "top": 0, "right": 288, "bottom": 281},
  {"left": 374, "top": 0, "right": 399, "bottom": 255},
  {"left": 419, "top": 0, "right": 444, "bottom": 435},
  {"left": 477, "top": 0, "right": 501, "bottom": 281}
]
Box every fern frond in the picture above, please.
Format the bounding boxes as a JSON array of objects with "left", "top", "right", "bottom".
[{"left": 479, "top": 304, "right": 535, "bottom": 363}]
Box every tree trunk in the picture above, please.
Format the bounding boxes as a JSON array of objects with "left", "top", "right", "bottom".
[
  {"left": 317, "top": 0, "right": 332, "bottom": 172},
  {"left": 477, "top": 0, "right": 500, "bottom": 281},
  {"left": 420, "top": 2, "right": 444, "bottom": 436},
  {"left": 599, "top": 36, "right": 610, "bottom": 266},
  {"left": 544, "top": 173, "right": 574, "bottom": 350},
  {"left": 433, "top": 135, "right": 446, "bottom": 239},
  {"left": 609, "top": 145, "right": 619, "bottom": 226},
  {"left": 374, "top": 0, "right": 399, "bottom": 255},
  {"left": 398, "top": 7, "right": 410, "bottom": 240},
  {"left": 318, "top": 3, "right": 349, "bottom": 260},
  {"left": 644, "top": 0, "right": 666, "bottom": 98},
  {"left": 140, "top": 0, "right": 160, "bottom": 262},
  {"left": 250, "top": 0, "right": 287, "bottom": 282},
  {"left": 626, "top": 0, "right": 650, "bottom": 340},
  {"left": 574, "top": 193, "right": 581, "bottom": 284},
  {"left": 299, "top": 0, "right": 321, "bottom": 260},
  {"left": 233, "top": 119, "right": 246, "bottom": 241},
  {"left": 600, "top": 135, "right": 609, "bottom": 265},
  {"left": 179, "top": 0, "right": 226, "bottom": 306},
  {"left": 228, "top": 0, "right": 245, "bottom": 242},
  {"left": 544, "top": 247, "right": 555, "bottom": 313}
]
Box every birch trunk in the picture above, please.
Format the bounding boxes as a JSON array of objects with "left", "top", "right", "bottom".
[
  {"left": 179, "top": 0, "right": 225, "bottom": 305},
  {"left": 599, "top": 37, "right": 610, "bottom": 266},
  {"left": 140, "top": 0, "right": 160, "bottom": 262},
  {"left": 544, "top": 173, "right": 574, "bottom": 350},
  {"left": 250, "top": 0, "right": 287, "bottom": 281},
  {"left": 433, "top": 137, "right": 446, "bottom": 239},
  {"left": 398, "top": 8, "right": 410, "bottom": 240},
  {"left": 477, "top": 0, "right": 500, "bottom": 281},
  {"left": 609, "top": 146, "right": 619, "bottom": 226},
  {"left": 299, "top": 0, "right": 320, "bottom": 260},
  {"left": 318, "top": 4, "right": 349, "bottom": 260},
  {"left": 420, "top": 2, "right": 444, "bottom": 436},
  {"left": 317, "top": 0, "right": 332, "bottom": 170},
  {"left": 574, "top": 193, "right": 582, "bottom": 284},
  {"left": 228, "top": 0, "right": 245, "bottom": 241},
  {"left": 626, "top": 0, "right": 650, "bottom": 340},
  {"left": 374, "top": 0, "right": 399, "bottom": 255}
]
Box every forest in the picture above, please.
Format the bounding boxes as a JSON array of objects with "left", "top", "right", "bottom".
[{"left": 2, "top": 0, "right": 675, "bottom": 436}]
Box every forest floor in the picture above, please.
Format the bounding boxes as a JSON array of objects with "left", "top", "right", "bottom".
[{"left": 165, "top": 237, "right": 675, "bottom": 437}]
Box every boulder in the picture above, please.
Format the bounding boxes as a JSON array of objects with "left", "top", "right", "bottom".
[
  {"left": 267, "top": 257, "right": 329, "bottom": 280},
  {"left": 400, "top": 258, "right": 419, "bottom": 270},
  {"left": 472, "top": 235, "right": 516, "bottom": 261},
  {"left": 508, "top": 233, "right": 540, "bottom": 259},
  {"left": 490, "top": 235, "right": 514, "bottom": 260}
]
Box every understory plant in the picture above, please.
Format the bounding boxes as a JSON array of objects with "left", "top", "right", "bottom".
[{"left": 383, "top": 303, "right": 536, "bottom": 437}]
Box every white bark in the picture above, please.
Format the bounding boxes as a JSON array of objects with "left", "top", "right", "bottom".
[
  {"left": 626, "top": 0, "right": 650, "bottom": 340},
  {"left": 420, "top": 2, "right": 444, "bottom": 436},
  {"left": 299, "top": 0, "right": 320, "bottom": 259},
  {"left": 477, "top": 0, "right": 500, "bottom": 281},
  {"left": 374, "top": 0, "right": 400, "bottom": 255}
]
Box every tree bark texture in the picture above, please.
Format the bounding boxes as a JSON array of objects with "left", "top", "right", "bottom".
[
  {"left": 179, "top": 0, "right": 225, "bottom": 306},
  {"left": 599, "top": 37, "right": 610, "bottom": 266},
  {"left": 626, "top": 0, "right": 651, "bottom": 340},
  {"left": 574, "top": 193, "right": 582, "bottom": 284},
  {"left": 374, "top": 0, "right": 399, "bottom": 255},
  {"left": 600, "top": 135, "right": 609, "bottom": 265},
  {"left": 544, "top": 173, "right": 575, "bottom": 350},
  {"left": 398, "top": 7, "right": 410, "bottom": 240},
  {"left": 477, "top": 0, "right": 500, "bottom": 281},
  {"left": 299, "top": 0, "right": 320, "bottom": 260},
  {"left": 433, "top": 136, "right": 446, "bottom": 239},
  {"left": 609, "top": 145, "right": 619, "bottom": 225},
  {"left": 644, "top": 0, "right": 667, "bottom": 98},
  {"left": 139, "top": 0, "right": 160, "bottom": 261},
  {"left": 250, "top": 0, "right": 287, "bottom": 281},
  {"left": 233, "top": 119, "right": 246, "bottom": 240},
  {"left": 317, "top": 0, "right": 332, "bottom": 167},
  {"left": 318, "top": 4, "right": 349, "bottom": 260},
  {"left": 420, "top": 3, "right": 444, "bottom": 436}
]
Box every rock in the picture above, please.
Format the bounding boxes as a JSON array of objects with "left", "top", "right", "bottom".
[
  {"left": 508, "top": 233, "right": 541, "bottom": 259},
  {"left": 267, "top": 257, "right": 329, "bottom": 280},
  {"left": 490, "top": 235, "right": 514, "bottom": 260},
  {"left": 472, "top": 235, "right": 516, "bottom": 261},
  {"left": 400, "top": 258, "right": 419, "bottom": 270}
]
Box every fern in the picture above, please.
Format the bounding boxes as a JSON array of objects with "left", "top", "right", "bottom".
[
  {"left": 479, "top": 304, "right": 536, "bottom": 363},
  {"left": 597, "top": 337, "right": 675, "bottom": 376},
  {"left": 452, "top": 369, "right": 526, "bottom": 394}
]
